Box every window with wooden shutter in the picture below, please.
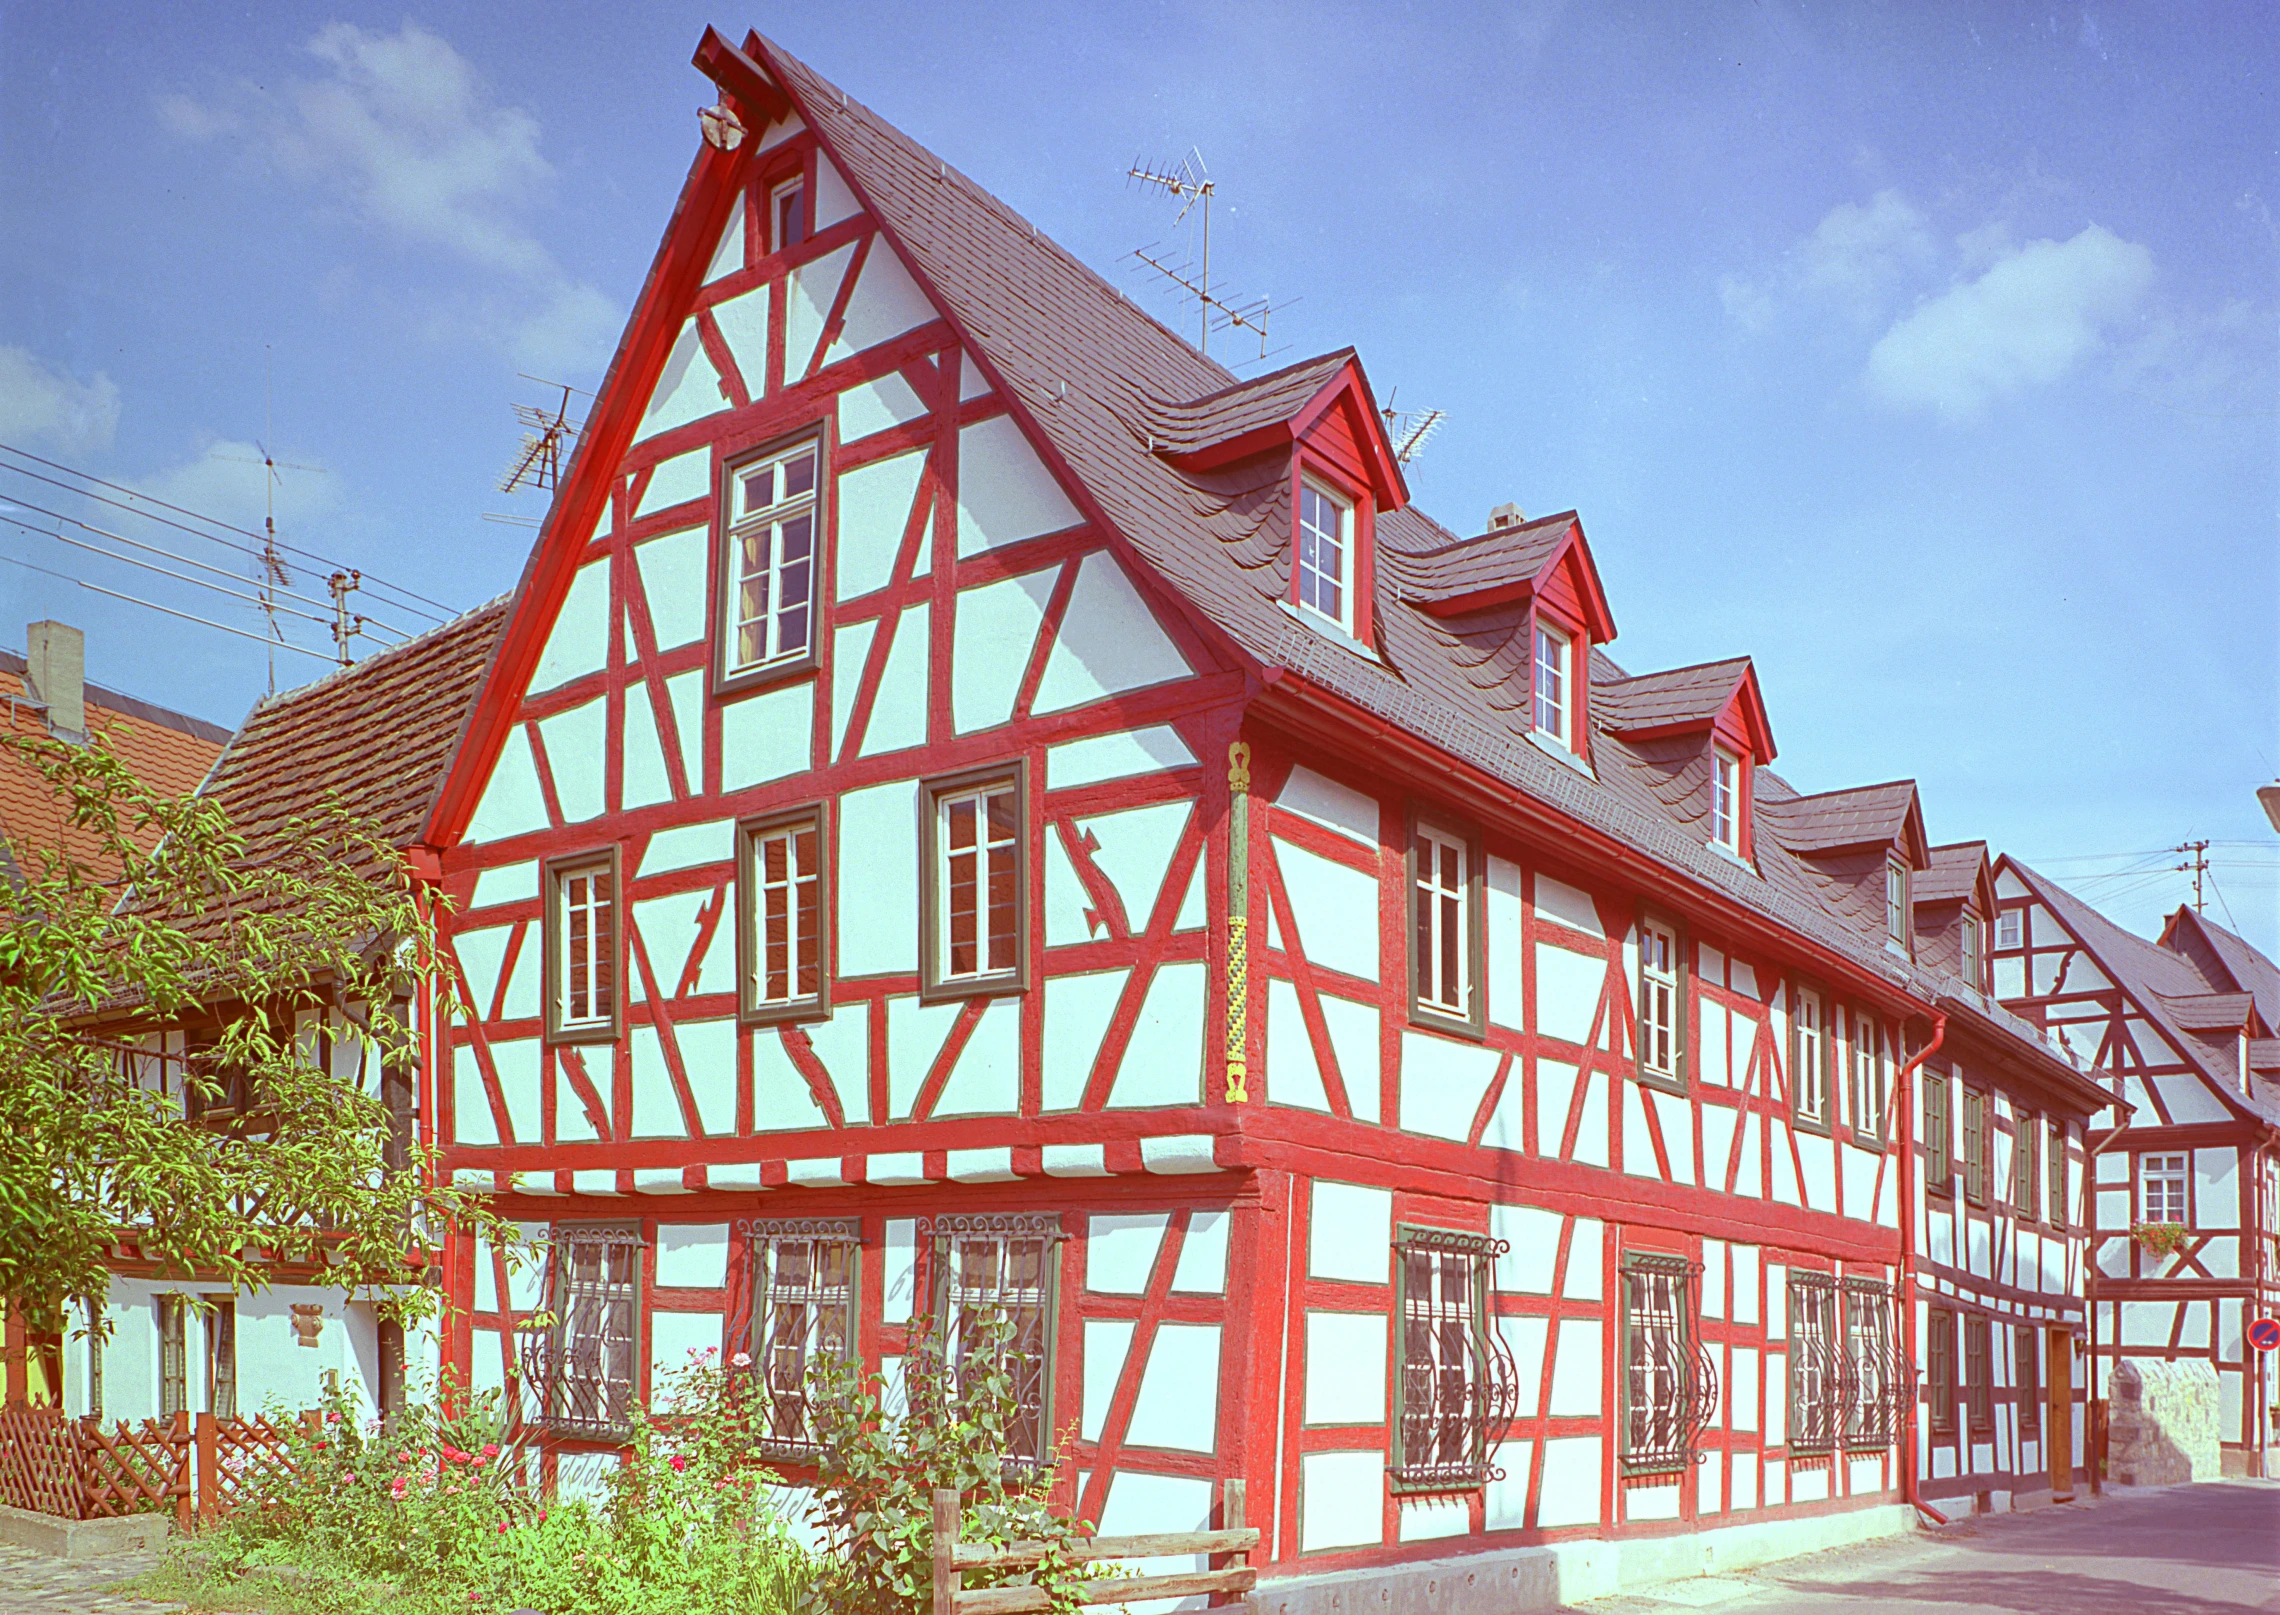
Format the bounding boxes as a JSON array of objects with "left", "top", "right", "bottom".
[
  {"left": 1392, "top": 1227, "right": 1519, "bottom": 1491},
  {"left": 2047, "top": 1119, "right": 2068, "bottom": 1230},
  {"left": 1927, "top": 1308, "right": 1957, "bottom": 1436},
  {"left": 2014, "top": 1108, "right": 2041, "bottom": 1216},
  {"left": 1963, "top": 1088, "right": 1988, "bottom": 1205},
  {"left": 1924, "top": 1070, "right": 1953, "bottom": 1194},
  {"left": 204, "top": 1296, "right": 238, "bottom": 1420},
  {"left": 2015, "top": 1324, "right": 2041, "bottom": 1447},
  {"left": 1963, "top": 1315, "right": 1994, "bottom": 1437}
]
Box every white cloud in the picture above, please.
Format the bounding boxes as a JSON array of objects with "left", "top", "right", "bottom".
[
  {"left": 0, "top": 348, "right": 122, "bottom": 456},
  {"left": 160, "top": 22, "right": 617, "bottom": 375},
  {"left": 1798, "top": 189, "right": 1935, "bottom": 301},
  {"left": 129, "top": 438, "right": 341, "bottom": 540},
  {"left": 1866, "top": 224, "right": 2155, "bottom": 422}
]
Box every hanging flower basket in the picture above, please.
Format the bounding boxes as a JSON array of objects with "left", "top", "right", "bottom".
[{"left": 2131, "top": 1222, "right": 2191, "bottom": 1257}]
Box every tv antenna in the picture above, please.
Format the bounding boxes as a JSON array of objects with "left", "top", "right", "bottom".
[
  {"left": 497, "top": 376, "right": 586, "bottom": 496},
  {"left": 1381, "top": 390, "right": 1448, "bottom": 466},
  {"left": 218, "top": 349, "right": 329, "bottom": 691},
  {"left": 1126, "top": 149, "right": 1283, "bottom": 363}
]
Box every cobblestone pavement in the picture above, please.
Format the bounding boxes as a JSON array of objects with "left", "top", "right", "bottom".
[{"left": 0, "top": 1545, "right": 181, "bottom": 1615}]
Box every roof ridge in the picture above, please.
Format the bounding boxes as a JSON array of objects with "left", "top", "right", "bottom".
[{"left": 1598, "top": 653, "right": 1753, "bottom": 687}]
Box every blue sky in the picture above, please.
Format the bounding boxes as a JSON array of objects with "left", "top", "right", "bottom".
[{"left": 2, "top": 2, "right": 2274, "bottom": 948}]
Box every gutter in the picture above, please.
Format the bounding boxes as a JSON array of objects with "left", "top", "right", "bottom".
[{"left": 1895, "top": 1011, "right": 1949, "bottom": 1528}]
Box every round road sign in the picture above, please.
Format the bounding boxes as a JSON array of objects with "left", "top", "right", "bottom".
[{"left": 2249, "top": 1316, "right": 2280, "bottom": 1354}]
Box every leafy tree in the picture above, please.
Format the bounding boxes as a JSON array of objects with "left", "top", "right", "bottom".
[{"left": 0, "top": 728, "right": 504, "bottom": 1334}]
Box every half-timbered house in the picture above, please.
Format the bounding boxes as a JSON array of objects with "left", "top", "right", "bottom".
[
  {"left": 407, "top": 27, "right": 2111, "bottom": 1609},
  {"left": 1992, "top": 859, "right": 2280, "bottom": 1479}
]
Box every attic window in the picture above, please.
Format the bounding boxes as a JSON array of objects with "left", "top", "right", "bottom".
[
  {"left": 1884, "top": 858, "right": 1911, "bottom": 954},
  {"left": 1297, "top": 481, "right": 1352, "bottom": 632},
  {"left": 722, "top": 436, "right": 821, "bottom": 686},
  {"left": 1711, "top": 747, "right": 1741, "bottom": 852},
  {"left": 772, "top": 176, "right": 808, "bottom": 252},
  {"left": 1996, "top": 910, "right": 2022, "bottom": 950},
  {"left": 1533, "top": 623, "right": 1572, "bottom": 747}
]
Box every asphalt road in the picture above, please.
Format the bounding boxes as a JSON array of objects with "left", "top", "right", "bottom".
[{"left": 1575, "top": 1481, "right": 2280, "bottom": 1614}]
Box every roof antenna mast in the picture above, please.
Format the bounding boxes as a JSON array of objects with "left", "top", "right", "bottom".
[
  {"left": 220, "top": 346, "right": 327, "bottom": 692},
  {"left": 1125, "top": 149, "right": 1283, "bottom": 365}
]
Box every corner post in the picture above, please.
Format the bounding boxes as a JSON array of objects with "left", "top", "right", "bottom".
[{"left": 931, "top": 1485, "right": 961, "bottom": 1614}]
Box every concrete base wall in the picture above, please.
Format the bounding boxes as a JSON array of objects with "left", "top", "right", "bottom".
[
  {"left": 1253, "top": 1504, "right": 1918, "bottom": 1615},
  {"left": 0, "top": 1502, "right": 168, "bottom": 1559},
  {"left": 2106, "top": 1358, "right": 2221, "bottom": 1486}
]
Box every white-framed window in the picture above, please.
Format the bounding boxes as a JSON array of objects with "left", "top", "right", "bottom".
[
  {"left": 1961, "top": 910, "right": 1984, "bottom": 990},
  {"left": 742, "top": 811, "right": 825, "bottom": 1016},
  {"left": 772, "top": 175, "right": 807, "bottom": 252},
  {"left": 1412, "top": 823, "right": 1470, "bottom": 1018},
  {"left": 1849, "top": 1011, "right": 1886, "bottom": 1142},
  {"left": 550, "top": 856, "right": 618, "bottom": 1036},
  {"left": 1996, "top": 908, "right": 2022, "bottom": 951},
  {"left": 1638, "top": 920, "right": 1680, "bottom": 1082},
  {"left": 1793, "top": 987, "right": 1827, "bottom": 1124},
  {"left": 1711, "top": 746, "right": 1740, "bottom": 851},
  {"left": 1534, "top": 622, "right": 1572, "bottom": 746},
  {"left": 1297, "top": 480, "right": 1351, "bottom": 631},
  {"left": 929, "top": 774, "right": 1023, "bottom": 989},
  {"left": 1884, "top": 857, "right": 1911, "bottom": 952},
  {"left": 724, "top": 438, "right": 820, "bottom": 680},
  {"left": 2140, "top": 1154, "right": 2188, "bottom": 1225}
]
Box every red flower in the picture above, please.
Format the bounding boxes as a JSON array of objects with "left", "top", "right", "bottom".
[
  {"left": 325, "top": 1410, "right": 341, "bottom": 1425},
  {"left": 536, "top": 1509, "right": 547, "bottom": 1524},
  {"left": 496, "top": 1521, "right": 509, "bottom": 1535},
  {"left": 481, "top": 1443, "right": 500, "bottom": 1459},
  {"left": 669, "top": 1453, "right": 687, "bottom": 1473}
]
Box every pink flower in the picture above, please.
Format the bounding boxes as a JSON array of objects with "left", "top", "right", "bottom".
[
  {"left": 389, "top": 1478, "right": 409, "bottom": 1499},
  {"left": 471, "top": 1456, "right": 486, "bottom": 1470},
  {"left": 669, "top": 1454, "right": 687, "bottom": 1473},
  {"left": 496, "top": 1521, "right": 509, "bottom": 1535},
  {"left": 481, "top": 1443, "right": 500, "bottom": 1459},
  {"left": 397, "top": 1452, "right": 411, "bottom": 1464},
  {"left": 325, "top": 1410, "right": 341, "bottom": 1425},
  {"left": 536, "top": 1509, "right": 547, "bottom": 1524}
]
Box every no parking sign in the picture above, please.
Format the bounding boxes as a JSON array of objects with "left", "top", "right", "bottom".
[{"left": 2250, "top": 1316, "right": 2280, "bottom": 1353}]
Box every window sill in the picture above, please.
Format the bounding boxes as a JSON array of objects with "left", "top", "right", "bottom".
[
  {"left": 1708, "top": 841, "right": 1758, "bottom": 875},
  {"left": 1526, "top": 726, "right": 1598, "bottom": 781},
  {"left": 919, "top": 974, "right": 1028, "bottom": 1006},
  {"left": 1792, "top": 1112, "right": 1833, "bottom": 1139},
  {"left": 1277, "top": 598, "right": 1382, "bottom": 664},
  {"left": 1407, "top": 1004, "right": 1487, "bottom": 1044},
  {"left": 713, "top": 649, "right": 821, "bottom": 703},
  {"left": 1635, "top": 1066, "right": 1688, "bottom": 1098},
  {"left": 547, "top": 1022, "right": 621, "bottom": 1048},
  {"left": 742, "top": 997, "right": 833, "bottom": 1029}
]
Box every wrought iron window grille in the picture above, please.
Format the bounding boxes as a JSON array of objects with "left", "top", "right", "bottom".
[
  {"left": 1390, "top": 1227, "right": 1519, "bottom": 1492},
  {"left": 726, "top": 1218, "right": 860, "bottom": 1459},
  {"left": 1618, "top": 1253, "right": 1718, "bottom": 1476},
  {"left": 1840, "top": 1279, "right": 1906, "bottom": 1450},
  {"left": 923, "top": 1213, "right": 1064, "bottom": 1469},
  {"left": 517, "top": 1226, "right": 644, "bottom": 1440},
  {"left": 1790, "top": 1274, "right": 1907, "bottom": 1455},
  {"left": 1788, "top": 1272, "right": 1843, "bottom": 1455}
]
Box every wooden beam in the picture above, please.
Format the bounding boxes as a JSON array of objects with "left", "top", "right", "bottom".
[{"left": 692, "top": 25, "right": 791, "bottom": 127}]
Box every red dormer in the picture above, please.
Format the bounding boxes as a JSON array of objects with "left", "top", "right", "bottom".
[
  {"left": 1403, "top": 508, "right": 1618, "bottom": 763},
  {"left": 1155, "top": 349, "right": 1408, "bottom": 648},
  {"left": 1601, "top": 656, "right": 1776, "bottom": 858},
  {"left": 1758, "top": 780, "right": 1932, "bottom": 955}
]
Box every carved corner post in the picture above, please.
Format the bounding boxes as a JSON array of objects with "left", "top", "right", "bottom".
[{"left": 1223, "top": 742, "right": 1252, "bottom": 1104}]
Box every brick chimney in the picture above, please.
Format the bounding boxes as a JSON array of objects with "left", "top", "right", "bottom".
[{"left": 26, "top": 620, "right": 85, "bottom": 740}]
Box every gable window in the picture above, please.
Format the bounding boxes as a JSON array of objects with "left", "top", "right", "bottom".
[
  {"left": 1996, "top": 909, "right": 2022, "bottom": 951},
  {"left": 2140, "top": 1153, "right": 2188, "bottom": 1225},
  {"left": 1619, "top": 1252, "right": 1713, "bottom": 1475},
  {"left": 1926, "top": 1307, "right": 1957, "bottom": 1436},
  {"left": 1960, "top": 911, "right": 1984, "bottom": 991},
  {"left": 932, "top": 1213, "right": 1059, "bottom": 1468},
  {"left": 1392, "top": 1228, "right": 1516, "bottom": 1491},
  {"left": 544, "top": 851, "right": 621, "bottom": 1042},
  {"left": 1924, "top": 1070, "right": 1953, "bottom": 1194},
  {"left": 1963, "top": 1315, "right": 1994, "bottom": 1438},
  {"left": 722, "top": 437, "right": 820, "bottom": 685},
  {"left": 1884, "top": 857, "right": 1911, "bottom": 954},
  {"left": 2047, "top": 1120, "right": 2069, "bottom": 1229},
  {"left": 740, "top": 808, "right": 829, "bottom": 1023},
  {"left": 772, "top": 175, "right": 807, "bottom": 252},
  {"left": 1849, "top": 1012, "right": 1887, "bottom": 1144},
  {"left": 1533, "top": 622, "right": 1572, "bottom": 747},
  {"left": 1637, "top": 918, "right": 1684, "bottom": 1087},
  {"left": 1788, "top": 1271, "right": 1839, "bottom": 1454},
  {"left": 2013, "top": 1108, "right": 2041, "bottom": 1216},
  {"left": 1963, "top": 1088, "right": 1989, "bottom": 1204},
  {"left": 1791, "top": 986, "right": 1827, "bottom": 1127},
  {"left": 1296, "top": 481, "right": 1352, "bottom": 632},
  {"left": 1711, "top": 747, "right": 1741, "bottom": 852},
  {"left": 921, "top": 767, "right": 1028, "bottom": 998},
  {"left": 1408, "top": 817, "right": 1483, "bottom": 1033},
  {"left": 747, "top": 1220, "right": 859, "bottom": 1456},
  {"left": 521, "top": 1225, "right": 642, "bottom": 1438}
]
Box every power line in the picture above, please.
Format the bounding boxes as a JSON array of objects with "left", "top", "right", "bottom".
[
  {"left": 0, "top": 513, "right": 339, "bottom": 631},
  {"left": 0, "top": 441, "right": 456, "bottom": 619},
  {"left": 0, "top": 548, "right": 338, "bottom": 663}
]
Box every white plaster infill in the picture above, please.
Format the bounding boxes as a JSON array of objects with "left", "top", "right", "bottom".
[{"left": 1252, "top": 1503, "right": 1916, "bottom": 1615}]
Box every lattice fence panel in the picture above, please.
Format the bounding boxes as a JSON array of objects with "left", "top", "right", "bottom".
[
  {"left": 209, "top": 1414, "right": 301, "bottom": 1515},
  {"left": 0, "top": 1406, "right": 82, "bottom": 1518},
  {"left": 78, "top": 1418, "right": 189, "bottom": 1519}
]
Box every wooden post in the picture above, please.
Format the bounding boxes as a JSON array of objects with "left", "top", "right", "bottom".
[
  {"left": 195, "top": 1412, "right": 218, "bottom": 1525},
  {"left": 1218, "top": 1478, "right": 1246, "bottom": 1608},
  {"left": 171, "top": 1411, "right": 192, "bottom": 1532},
  {"left": 931, "top": 1486, "right": 961, "bottom": 1615}
]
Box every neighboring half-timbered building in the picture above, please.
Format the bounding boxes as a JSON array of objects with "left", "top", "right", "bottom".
[
  {"left": 1993, "top": 860, "right": 2280, "bottom": 1479},
  {"left": 403, "top": 27, "right": 2114, "bottom": 1608}
]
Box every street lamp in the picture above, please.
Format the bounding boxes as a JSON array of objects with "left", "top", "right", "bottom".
[{"left": 2260, "top": 782, "right": 2280, "bottom": 835}]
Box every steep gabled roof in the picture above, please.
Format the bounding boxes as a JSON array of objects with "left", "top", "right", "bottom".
[
  {"left": 1148, "top": 349, "right": 1409, "bottom": 509},
  {"left": 1916, "top": 840, "right": 1993, "bottom": 908},
  {"left": 1398, "top": 511, "right": 1618, "bottom": 642},
  {"left": 1598, "top": 655, "right": 1774, "bottom": 763},
  {"left": 2160, "top": 905, "right": 2280, "bottom": 1037},
  {"left": 1758, "top": 780, "right": 1929, "bottom": 866}
]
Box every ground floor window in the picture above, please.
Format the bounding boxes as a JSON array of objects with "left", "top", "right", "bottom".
[
  {"left": 1789, "top": 1272, "right": 1841, "bottom": 1453},
  {"left": 745, "top": 1219, "right": 860, "bottom": 1456},
  {"left": 929, "top": 1214, "right": 1060, "bottom": 1467},
  {"left": 1927, "top": 1308, "right": 1957, "bottom": 1436},
  {"left": 1964, "top": 1315, "right": 1995, "bottom": 1438},
  {"left": 1841, "top": 1281, "right": 1900, "bottom": 1448},
  {"left": 2015, "top": 1324, "right": 2040, "bottom": 1447},
  {"left": 203, "top": 1296, "right": 237, "bottom": 1420},
  {"left": 520, "top": 1225, "right": 643, "bottom": 1438},
  {"left": 1619, "top": 1252, "right": 1716, "bottom": 1475},
  {"left": 157, "top": 1295, "right": 187, "bottom": 1420},
  {"left": 1391, "top": 1227, "right": 1518, "bottom": 1490}
]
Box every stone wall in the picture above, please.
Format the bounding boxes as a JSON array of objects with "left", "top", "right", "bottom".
[{"left": 2104, "top": 1358, "right": 2221, "bottom": 1485}]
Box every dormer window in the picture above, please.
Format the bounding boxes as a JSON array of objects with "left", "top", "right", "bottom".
[
  {"left": 1884, "top": 857, "right": 1911, "bottom": 954},
  {"left": 1297, "top": 481, "right": 1351, "bottom": 632},
  {"left": 1711, "top": 746, "right": 1741, "bottom": 852},
  {"left": 1996, "top": 909, "right": 2021, "bottom": 950},
  {"left": 1533, "top": 622, "right": 1572, "bottom": 747}
]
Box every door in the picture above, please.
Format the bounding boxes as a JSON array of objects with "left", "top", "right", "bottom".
[{"left": 2047, "top": 1327, "right": 2074, "bottom": 1500}]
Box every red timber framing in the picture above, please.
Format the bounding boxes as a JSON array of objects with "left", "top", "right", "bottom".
[{"left": 400, "top": 25, "right": 2116, "bottom": 1599}]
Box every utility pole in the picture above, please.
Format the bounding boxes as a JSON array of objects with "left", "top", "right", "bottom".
[{"left": 2173, "top": 840, "right": 2211, "bottom": 913}]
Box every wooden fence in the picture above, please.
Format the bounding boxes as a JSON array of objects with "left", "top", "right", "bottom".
[
  {"left": 931, "top": 1479, "right": 1258, "bottom": 1613},
  {"left": 0, "top": 1406, "right": 305, "bottom": 1527}
]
